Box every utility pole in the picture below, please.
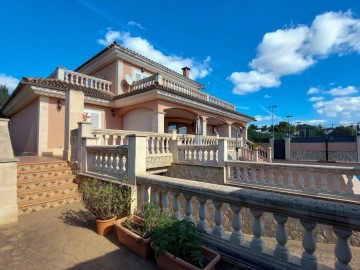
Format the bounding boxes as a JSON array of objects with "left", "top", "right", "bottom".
[
  {"left": 295, "top": 121, "right": 301, "bottom": 137},
  {"left": 286, "top": 115, "right": 293, "bottom": 137},
  {"left": 269, "top": 105, "right": 277, "bottom": 138}
]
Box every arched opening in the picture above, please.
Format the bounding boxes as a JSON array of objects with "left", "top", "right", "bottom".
[{"left": 164, "top": 108, "right": 198, "bottom": 135}]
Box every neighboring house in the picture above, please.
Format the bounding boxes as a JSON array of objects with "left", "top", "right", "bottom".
[{"left": 0, "top": 42, "right": 255, "bottom": 158}]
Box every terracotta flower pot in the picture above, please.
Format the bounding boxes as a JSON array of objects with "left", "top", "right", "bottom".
[
  {"left": 114, "top": 216, "right": 153, "bottom": 260},
  {"left": 152, "top": 244, "right": 221, "bottom": 270},
  {"left": 96, "top": 216, "right": 116, "bottom": 236}
]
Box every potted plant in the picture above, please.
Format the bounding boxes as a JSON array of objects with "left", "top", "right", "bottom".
[
  {"left": 114, "top": 202, "right": 172, "bottom": 259},
  {"left": 151, "top": 219, "right": 221, "bottom": 270},
  {"left": 81, "top": 178, "right": 132, "bottom": 236}
]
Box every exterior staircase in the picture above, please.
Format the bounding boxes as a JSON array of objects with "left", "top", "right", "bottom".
[{"left": 17, "top": 159, "right": 81, "bottom": 215}]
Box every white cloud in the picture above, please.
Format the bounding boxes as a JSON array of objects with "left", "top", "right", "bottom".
[
  {"left": 0, "top": 74, "right": 19, "bottom": 93},
  {"left": 303, "top": 119, "right": 327, "bottom": 125},
  {"left": 307, "top": 87, "right": 322, "bottom": 95},
  {"left": 128, "top": 21, "right": 145, "bottom": 30},
  {"left": 228, "top": 71, "right": 280, "bottom": 95},
  {"left": 98, "top": 30, "right": 211, "bottom": 80},
  {"left": 313, "top": 96, "right": 360, "bottom": 120},
  {"left": 98, "top": 30, "right": 121, "bottom": 46},
  {"left": 250, "top": 26, "right": 314, "bottom": 75},
  {"left": 327, "top": 86, "right": 358, "bottom": 96},
  {"left": 230, "top": 11, "right": 360, "bottom": 94},
  {"left": 264, "top": 94, "right": 271, "bottom": 99},
  {"left": 254, "top": 115, "right": 273, "bottom": 122},
  {"left": 309, "top": 96, "right": 324, "bottom": 102}
]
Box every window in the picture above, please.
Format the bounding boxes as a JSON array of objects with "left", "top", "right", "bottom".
[
  {"left": 84, "top": 109, "right": 102, "bottom": 128},
  {"left": 132, "top": 68, "right": 150, "bottom": 81}
]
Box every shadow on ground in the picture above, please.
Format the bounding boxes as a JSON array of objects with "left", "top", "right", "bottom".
[{"left": 58, "top": 209, "right": 94, "bottom": 228}]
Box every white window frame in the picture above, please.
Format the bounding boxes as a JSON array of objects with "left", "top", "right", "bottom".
[
  {"left": 131, "top": 68, "right": 151, "bottom": 81},
  {"left": 84, "top": 108, "right": 102, "bottom": 129}
]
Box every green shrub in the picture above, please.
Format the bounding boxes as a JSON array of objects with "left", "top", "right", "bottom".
[
  {"left": 152, "top": 219, "right": 206, "bottom": 268},
  {"left": 81, "top": 179, "right": 132, "bottom": 220},
  {"left": 124, "top": 202, "right": 173, "bottom": 239}
]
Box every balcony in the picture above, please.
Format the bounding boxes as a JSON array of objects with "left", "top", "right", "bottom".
[{"left": 130, "top": 74, "right": 236, "bottom": 111}]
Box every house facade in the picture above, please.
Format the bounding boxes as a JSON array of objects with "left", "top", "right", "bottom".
[{"left": 1, "top": 42, "right": 254, "bottom": 158}]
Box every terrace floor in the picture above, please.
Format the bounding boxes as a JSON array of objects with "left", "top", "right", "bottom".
[{"left": 0, "top": 203, "right": 158, "bottom": 270}]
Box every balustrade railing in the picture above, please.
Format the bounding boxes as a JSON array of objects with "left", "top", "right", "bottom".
[
  {"left": 92, "top": 129, "right": 172, "bottom": 155},
  {"left": 177, "top": 145, "right": 218, "bottom": 165},
  {"left": 86, "top": 146, "right": 128, "bottom": 179},
  {"left": 53, "top": 67, "right": 112, "bottom": 92},
  {"left": 225, "top": 161, "right": 360, "bottom": 199},
  {"left": 176, "top": 134, "right": 218, "bottom": 146},
  {"left": 128, "top": 73, "right": 236, "bottom": 111},
  {"left": 137, "top": 174, "right": 360, "bottom": 270}
]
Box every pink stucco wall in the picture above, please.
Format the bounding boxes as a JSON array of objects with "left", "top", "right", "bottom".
[
  {"left": 90, "top": 62, "right": 117, "bottom": 95},
  {"left": 10, "top": 99, "right": 38, "bottom": 154},
  {"left": 47, "top": 98, "right": 65, "bottom": 149}
]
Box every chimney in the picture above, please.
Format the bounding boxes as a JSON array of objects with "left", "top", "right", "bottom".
[{"left": 182, "top": 67, "right": 190, "bottom": 78}]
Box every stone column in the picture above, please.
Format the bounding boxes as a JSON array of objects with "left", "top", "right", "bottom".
[
  {"left": 63, "top": 89, "right": 84, "bottom": 161},
  {"left": 151, "top": 111, "right": 166, "bottom": 133},
  {"left": 218, "top": 139, "right": 228, "bottom": 166},
  {"left": 269, "top": 137, "right": 274, "bottom": 160},
  {"left": 202, "top": 120, "right": 207, "bottom": 136},
  {"left": 285, "top": 137, "right": 291, "bottom": 160},
  {"left": 37, "top": 96, "right": 49, "bottom": 155},
  {"left": 77, "top": 121, "right": 94, "bottom": 173},
  {"left": 127, "top": 134, "right": 147, "bottom": 214},
  {"left": 0, "top": 119, "right": 18, "bottom": 225}
]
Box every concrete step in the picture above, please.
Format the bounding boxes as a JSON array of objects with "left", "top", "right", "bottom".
[
  {"left": 18, "top": 168, "right": 74, "bottom": 182},
  {"left": 18, "top": 192, "right": 81, "bottom": 215},
  {"left": 18, "top": 184, "right": 79, "bottom": 202},
  {"left": 17, "top": 175, "right": 76, "bottom": 191},
  {"left": 18, "top": 161, "right": 70, "bottom": 173}
]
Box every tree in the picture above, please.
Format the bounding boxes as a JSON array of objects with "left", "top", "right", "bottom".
[{"left": 0, "top": 85, "right": 10, "bottom": 108}]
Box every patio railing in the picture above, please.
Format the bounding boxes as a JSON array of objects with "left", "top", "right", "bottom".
[{"left": 136, "top": 173, "right": 360, "bottom": 270}]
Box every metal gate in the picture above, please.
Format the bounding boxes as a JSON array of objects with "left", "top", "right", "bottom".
[{"left": 274, "top": 139, "right": 285, "bottom": 159}]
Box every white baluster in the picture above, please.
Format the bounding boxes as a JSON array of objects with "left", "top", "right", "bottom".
[
  {"left": 333, "top": 175, "right": 341, "bottom": 193},
  {"left": 320, "top": 173, "right": 328, "bottom": 192},
  {"left": 298, "top": 171, "right": 305, "bottom": 190},
  {"left": 269, "top": 169, "right": 275, "bottom": 185},
  {"left": 101, "top": 153, "right": 107, "bottom": 173},
  {"left": 287, "top": 170, "right": 294, "bottom": 188},
  {"left": 143, "top": 185, "right": 149, "bottom": 204},
  {"left": 274, "top": 214, "right": 289, "bottom": 260},
  {"left": 308, "top": 171, "right": 316, "bottom": 190},
  {"left": 251, "top": 169, "right": 257, "bottom": 184},
  {"left": 250, "top": 209, "right": 264, "bottom": 251},
  {"left": 230, "top": 205, "right": 243, "bottom": 244},
  {"left": 184, "top": 194, "right": 194, "bottom": 222},
  {"left": 104, "top": 135, "right": 109, "bottom": 146},
  {"left": 260, "top": 168, "right": 265, "bottom": 184},
  {"left": 243, "top": 166, "right": 249, "bottom": 182},
  {"left": 212, "top": 201, "right": 225, "bottom": 237},
  {"left": 106, "top": 153, "right": 112, "bottom": 174},
  {"left": 300, "top": 220, "right": 317, "bottom": 269},
  {"left": 111, "top": 154, "right": 118, "bottom": 175},
  {"left": 197, "top": 197, "right": 209, "bottom": 231},
  {"left": 172, "top": 191, "right": 182, "bottom": 220},
  {"left": 345, "top": 174, "right": 354, "bottom": 195},
  {"left": 161, "top": 189, "right": 169, "bottom": 210},
  {"left": 236, "top": 166, "right": 242, "bottom": 182},
  {"left": 334, "top": 227, "right": 352, "bottom": 270},
  {"left": 151, "top": 187, "right": 159, "bottom": 206},
  {"left": 278, "top": 173, "right": 284, "bottom": 187}
]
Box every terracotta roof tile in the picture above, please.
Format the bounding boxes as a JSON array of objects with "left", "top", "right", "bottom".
[{"left": 22, "top": 77, "right": 114, "bottom": 100}]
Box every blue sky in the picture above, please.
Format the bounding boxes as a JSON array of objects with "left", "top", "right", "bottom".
[{"left": 2, "top": 0, "right": 360, "bottom": 128}]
